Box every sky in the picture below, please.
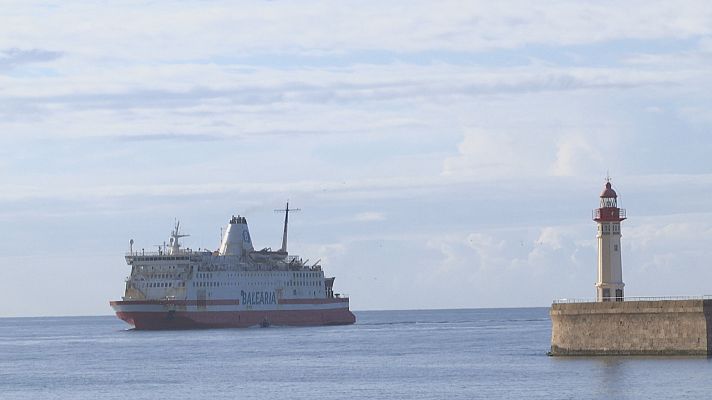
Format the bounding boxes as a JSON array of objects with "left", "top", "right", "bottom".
[{"left": 2, "top": 1, "right": 712, "bottom": 316}]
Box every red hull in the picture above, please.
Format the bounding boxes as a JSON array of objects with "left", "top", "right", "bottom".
[{"left": 114, "top": 308, "right": 356, "bottom": 330}]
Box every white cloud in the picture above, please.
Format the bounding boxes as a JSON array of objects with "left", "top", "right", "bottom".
[
  {"left": 415, "top": 225, "right": 594, "bottom": 307},
  {"left": 621, "top": 215, "right": 712, "bottom": 296},
  {"left": 353, "top": 212, "right": 385, "bottom": 222},
  {"left": 442, "top": 128, "right": 603, "bottom": 181},
  {"left": 534, "top": 227, "right": 565, "bottom": 250},
  {"left": 550, "top": 134, "right": 603, "bottom": 177},
  {"left": 442, "top": 129, "right": 524, "bottom": 179}
]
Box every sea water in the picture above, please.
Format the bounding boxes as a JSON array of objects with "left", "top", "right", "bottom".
[{"left": 1, "top": 308, "right": 711, "bottom": 399}]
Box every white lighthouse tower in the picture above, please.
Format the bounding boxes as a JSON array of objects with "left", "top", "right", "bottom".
[{"left": 593, "top": 178, "right": 626, "bottom": 302}]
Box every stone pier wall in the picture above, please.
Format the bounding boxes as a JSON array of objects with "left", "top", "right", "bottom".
[{"left": 550, "top": 300, "right": 712, "bottom": 356}]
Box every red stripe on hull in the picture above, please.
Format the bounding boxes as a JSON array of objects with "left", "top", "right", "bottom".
[
  {"left": 115, "top": 308, "right": 356, "bottom": 330},
  {"left": 278, "top": 298, "right": 350, "bottom": 305}
]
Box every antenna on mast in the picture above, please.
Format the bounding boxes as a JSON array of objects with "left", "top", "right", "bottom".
[
  {"left": 275, "top": 201, "right": 300, "bottom": 253},
  {"left": 169, "top": 220, "right": 189, "bottom": 254}
]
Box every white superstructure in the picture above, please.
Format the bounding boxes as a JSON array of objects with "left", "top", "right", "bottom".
[{"left": 123, "top": 215, "right": 333, "bottom": 304}]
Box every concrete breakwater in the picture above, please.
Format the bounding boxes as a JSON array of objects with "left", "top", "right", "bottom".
[{"left": 550, "top": 299, "right": 712, "bottom": 356}]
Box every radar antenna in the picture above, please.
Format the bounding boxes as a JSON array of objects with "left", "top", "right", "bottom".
[{"left": 275, "top": 201, "right": 300, "bottom": 253}]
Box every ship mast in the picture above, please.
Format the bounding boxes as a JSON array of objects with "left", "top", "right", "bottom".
[
  {"left": 169, "top": 220, "right": 189, "bottom": 254},
  {"left": 275, "top": 201, "right": 300, "bottom": 253}
]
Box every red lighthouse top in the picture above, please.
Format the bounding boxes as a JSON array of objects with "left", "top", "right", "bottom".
[
  {"left": 600, "top": 182, "right": 617, "bottom": 199},
  {"left": 593, "top": 180, "right": 626, "bottom": 222}
]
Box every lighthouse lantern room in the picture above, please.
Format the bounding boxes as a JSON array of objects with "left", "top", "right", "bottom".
[{"left": 592, "top": 178, "right": 626, "bottom": 302}]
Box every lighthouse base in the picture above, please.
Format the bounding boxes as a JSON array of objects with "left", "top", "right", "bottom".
[{"left": 550, "top": 299, "right": 712, "bottom": 356}]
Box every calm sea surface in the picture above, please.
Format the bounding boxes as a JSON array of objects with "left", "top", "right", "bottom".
[{"left": 1, "top": 308, "right": 712, "bottom": 399}]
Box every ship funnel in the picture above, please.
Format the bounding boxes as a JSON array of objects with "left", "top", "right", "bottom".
[{"left": 218, "top": 215, "right": 254, "bottom": 256}]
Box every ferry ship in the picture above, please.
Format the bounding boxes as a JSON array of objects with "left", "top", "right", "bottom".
[{"left": 110, "top": 204, "right": 355, "bottom": 329}]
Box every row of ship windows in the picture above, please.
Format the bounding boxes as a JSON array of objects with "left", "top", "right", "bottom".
[
  {"left": 137, "top": 256, "right": 190, "bottom": 261},
  {"left": 195, "top": 282, "right": 221, "bottom": 287},
  {"left": 141, "top": 267, "right": 322, "bottom": 278},
  {"left": 288, "top": 281, "right": 322, "bottom": 287},
  {"left": 144, "top": 270, "right": 323, "bottom": 279},
  {"left": 142, "top": 265, "right": 185, "bottom": 271},
  {"left": 147, "top": 274, "right": 182, "bottom": 279},
  {"left": 191, "top": 281, "right": 323, "bottom": 287},
  {"left": 129, "top": 282, "right": 321, "bottom": 294},
  {"left": 130, "top": 282, "right": 186, "bottom": 289},
  {"left": 136, "top": 274, "right": 323, "bottom": 287},
  {"left": 134, "top": 277, "right": 322, "bottom": 287},
  {"left": 195, "top": 272, "right": 322, "bottom": 279},
  {"left": 295, "top": 272, "right": 320, "bottom": 278},
  {"left": 194, "top": 281, "right": 276, "bottom": 287}
]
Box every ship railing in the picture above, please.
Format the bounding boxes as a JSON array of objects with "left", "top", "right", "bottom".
[
  {"left": 553, "top": 295, "right": 712, "bottom": 304},
  {"left": 125, "top": 252, "right": 211, "bottom": 262},
  {"left": 126, "top": 250, "right": 205, "bottom": 256}
]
